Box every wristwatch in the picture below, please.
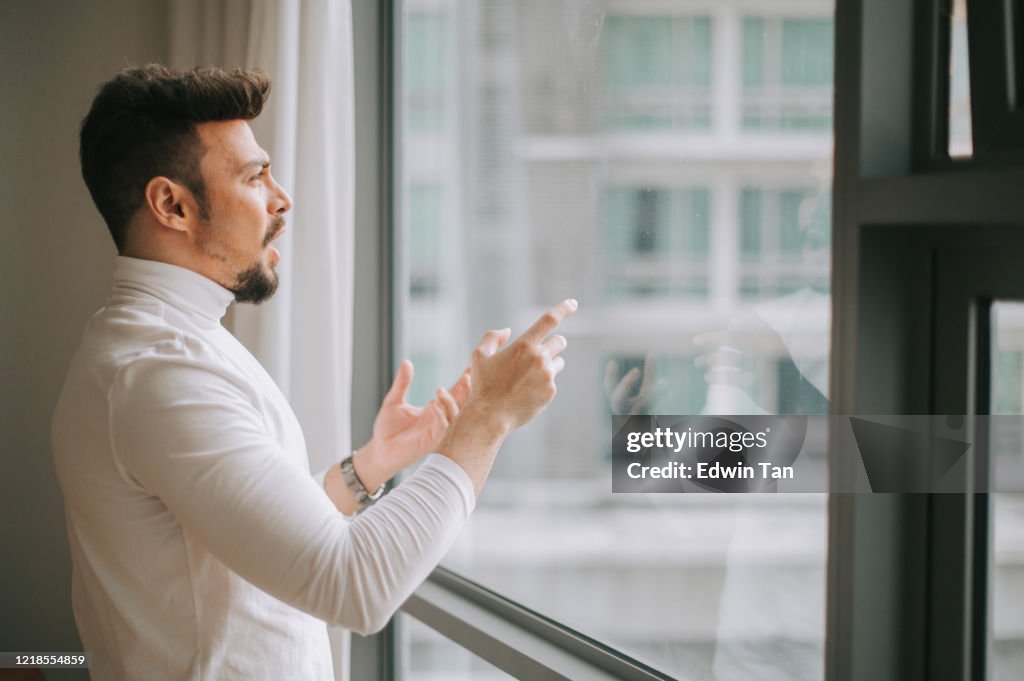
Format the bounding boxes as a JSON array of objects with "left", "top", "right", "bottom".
[{"left": 339, "top": 452, "right": 386, "bottom": 506}]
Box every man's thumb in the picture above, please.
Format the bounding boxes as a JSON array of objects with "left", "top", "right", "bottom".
[{"left": 383, "top": 359, "right": 414, "bottom": 404}]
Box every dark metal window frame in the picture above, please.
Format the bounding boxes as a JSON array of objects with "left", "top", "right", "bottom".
[
  {"left": 831, "top": 2, "right": 1024, "bottom": 681},
  {"left": 349, "top": 0, "right": 1018, "bottom": 679},
  {"left": 966, "top": 0, "right": 1024, "bottom": 155}
]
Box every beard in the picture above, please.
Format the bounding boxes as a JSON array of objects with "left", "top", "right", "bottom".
[
  {"left": 230, "top": 260, "right": 279, "bottom": 304},
  {"left": 228, "top": 216, "right": 285, "bottom": 304}
]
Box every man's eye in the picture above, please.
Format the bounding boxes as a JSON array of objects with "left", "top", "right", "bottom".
[{"left": 251, "top": 172, "right": 265, "bottom": 181}]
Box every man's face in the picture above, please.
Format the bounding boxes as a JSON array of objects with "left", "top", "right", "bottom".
[{"left": 192, "top": 120, "right": 292, "bottom": 303}]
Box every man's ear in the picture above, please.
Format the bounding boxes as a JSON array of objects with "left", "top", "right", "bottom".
[{"left": 143, "top": 176, "right": 199, "bottom": 235}]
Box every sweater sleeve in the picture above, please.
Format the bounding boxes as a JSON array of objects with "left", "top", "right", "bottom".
[{"left": 109, "top": 353, "right": 474, "bottom": 634}]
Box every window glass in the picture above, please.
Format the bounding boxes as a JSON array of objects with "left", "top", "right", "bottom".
[
  {"left": 398, "top": 1, "right": 832, "bottom": 678},
  {"left": 407, "top": 184, "right": 444, "bottom": 298},
  {"left": 602, "top": 15, "right": 712, "bottom": 129},
  {"left": 603, "top": 187, "right": 711, "bottom": 299},
  {"left": 400, "top": 613, "right": 515, "bottom": 681},
  {"left": 781, "top": 19, "right": 833, "bottom": 86},
  {"left": 987, "top": 302, "right": 1024, "bottom": 681},
  {"left": 740, "top": 187, "right": 830, "bottom": 299},
  {"left": 949, "top": 0, "right": 973, "bottom": 156},
  {"left": 742, "top": 16, "right": 833, "bottom": 130},
  {"left": 404, "top": 12, "right": 449, "bottom": 131}
]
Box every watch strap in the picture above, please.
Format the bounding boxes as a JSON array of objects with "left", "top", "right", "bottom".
[{"left": 339, "top": 452, "right": 385, "bottom": 506}]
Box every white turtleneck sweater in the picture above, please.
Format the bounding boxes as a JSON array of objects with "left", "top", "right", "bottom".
[{"left": 51, "top": 256, "right": 475, "bottom": 681}]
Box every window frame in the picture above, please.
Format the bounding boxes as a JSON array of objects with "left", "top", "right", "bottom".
[
  {"left": 831, "top": 2, "right": 1024, "bottom": 681},
  {"left": 350, "top": 0, "right": 398, "bottom": 677},
  {"left": 965, "top": 0, "right": 1024, "bottom": 155}
]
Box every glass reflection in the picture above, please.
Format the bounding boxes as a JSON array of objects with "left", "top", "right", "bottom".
[
  {"left": 988, "top": 302, "right": 1024, "bottom": 680},
  {"left": 398, "top": 1, "right": 832, "bottom": 678}
]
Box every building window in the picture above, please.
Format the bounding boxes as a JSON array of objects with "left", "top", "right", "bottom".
[
  {"left": 742, "top": 17, "right": 833, "bottom": 130},
  {"left": 603, "top": 186, "right": 710, "bottom": 298},
  {"left": 404, "top": 12, "right": 449, "bottom": 132},
  {"left": 739, "top": 187, "right": 830, "bottom": 298},
  {"left": 994, "top": 349, "right": 1024, "bottom": 414},
  {"left": 601, "top": 15, "right": 712, "bottom": 130},
  {"left": 406, "top": 184, "right": 445, "bottom": 298}
]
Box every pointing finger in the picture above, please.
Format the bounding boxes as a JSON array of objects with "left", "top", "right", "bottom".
[{"left": 519, "top": 299, "right": 578, "bottom": 346}]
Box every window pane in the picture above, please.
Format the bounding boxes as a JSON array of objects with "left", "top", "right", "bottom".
[
  {"left": 781, "top": 19, "right": 833, "bottom": 86},
  {"left": 949, "top": 0, "right": 973, "bottom": 157},
  {"left": 603, "top": 187, "right": 711, "bottom": 299},
  {"left": 742, "top": 16, "right": 833, "bottom": 130},
  {"left": 602, "top": 16, "right": 712, "bottom": 130},
  {"left": 406, "top": 184, "right": 445, "bottom": 298},
  {"left": 741, "top": 188, "right": 763, "bottom": 255},
  {"left": 988, "top": 302, "right": 1024, "bottom": 681},
  {"left": 397, "top": 1, "right": 832, "bottom": 678},
  {"left": 399, "top": 613, "right": 515, "bottom": 681},
  {"left": 404, "top": 13, "right": 449, "bottom": 131},
  {"left": 743, "top": 18, "right": 765, "bottom": 87}
]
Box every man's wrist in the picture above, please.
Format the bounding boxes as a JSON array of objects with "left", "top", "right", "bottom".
[
  {"left": 434, "top": 400, "right": 511, "bottom": 498},
  {"left": 437, "top": 401, "right": 511, "bottom": 454},
  {"left": 351, "top": 441, "right": 390, "bottom": 495}
]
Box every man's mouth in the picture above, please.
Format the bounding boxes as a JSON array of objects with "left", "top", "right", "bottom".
[{"left": 264, "top": 218, "right": 286, "bottom": 248}]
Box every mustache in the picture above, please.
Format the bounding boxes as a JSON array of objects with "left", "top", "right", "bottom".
[{"left": 263, "top": 217, "right": 286, "bottom": 248}]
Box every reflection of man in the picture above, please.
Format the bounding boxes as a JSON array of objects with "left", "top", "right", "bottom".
[
  {"left": 605, "top": 185, "right": 831, "bottom": 417},
  {"left": 602, "top": 185, "right": 829, "bottom": 680},
  {"left": 51, "top": 65, "right": 576, "bottom": 680}
]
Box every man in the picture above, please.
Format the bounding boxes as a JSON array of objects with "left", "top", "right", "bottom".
[{"left": 51, "top": 64, "right": 575, "bottom": 680}]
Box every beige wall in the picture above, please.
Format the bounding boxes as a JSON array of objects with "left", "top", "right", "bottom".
[{"left": 0, "top": 1, "right": 168, "bottom": 675}]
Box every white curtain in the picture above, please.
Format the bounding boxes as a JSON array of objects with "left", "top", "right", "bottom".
[{"left": 169, "top": 2, "right": 356, "bottom": 678}]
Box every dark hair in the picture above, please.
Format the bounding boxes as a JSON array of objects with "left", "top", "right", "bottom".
[{"left": 79, "top": 64, "right": 271, "bottom": 252}]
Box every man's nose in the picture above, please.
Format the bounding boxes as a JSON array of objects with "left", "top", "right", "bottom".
[{"left": 270, "top": 175, "right": 293, "bottom": 215}]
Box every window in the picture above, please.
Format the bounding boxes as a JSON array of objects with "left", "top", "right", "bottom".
[
  {"left": 332, "top": 0, "right": 1024, "bottom": 678},
  {"left": 404, "top": 12, "right": 449, "bottom": 132},
  {"left": 742, "top": 16, "right": 833, "bottom": 130},
  {"left": 406, "top": 184, "right": 445, "bottom": 298},
  {"left": 602, "top": 187, "right": 711, "bottom": 298},
  {"left": 948, "top": 0, "right": 972, "bottom": 156},
  {"left": 989, "top": 303, "right": 1024, "bottom": 681},
  {"left": 601, "top": 15, "right": 712, "bottom": 130},
  {"left": 739, "top": 187, "right": 830, "bottom": 299},
  {"left": 395, "top": 1, "right": 833, "bottom": 678}
]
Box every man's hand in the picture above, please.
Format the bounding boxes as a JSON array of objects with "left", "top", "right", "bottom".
[
  {"left": 352, "top": 361, "right": 470, "bottom": 494},
  {"left": 436, "top": 299, "right": 578, "bottom": 495},
  {"left": 602, "top": 353, "right": 656, "bottom": 416},
  {"left": 374, "top": 360, "right": 469, "bottom": 457},
  {"left": 692, "top": 309, "right": 788, "bottom": 389}
]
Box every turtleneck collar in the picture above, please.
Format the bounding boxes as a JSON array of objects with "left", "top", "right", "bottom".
[{"left": 112, "top": 256, "right": 235, "bottom": 321}]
